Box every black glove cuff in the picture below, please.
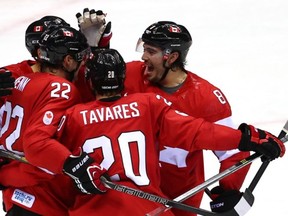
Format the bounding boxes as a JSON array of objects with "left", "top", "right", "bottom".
[
  {"left": 210, "top": 190, "right": 242, "bottom": 212},
  {"left": 238, "top": 132, "right": 252, "bottom": 151},
  {"left": 63, "top": 152, "right": 94, "bottom": 178}
]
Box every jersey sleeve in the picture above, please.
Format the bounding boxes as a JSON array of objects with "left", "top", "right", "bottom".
[
  {"left": 0, "top": 160, "right": 55, "bottom": 187},
  {"left": 55, "top": 105, "right": 80, "bottom": 154},
  {"left": 22, "top": 79, "right": 82, "bottom": 174},
  {"left": 150, "top": 95, "right": 242, "bottom": 152}
]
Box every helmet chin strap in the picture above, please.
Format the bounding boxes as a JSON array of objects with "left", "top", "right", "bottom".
[
  {"left": 149, "top": 50, "right": 173, "bottom": 83},
  {"left": 158, "top": 52, "right": 171, "bottom": 82},
  {"left": 159, "top": 65, "right": 170, "bottom": 81}
]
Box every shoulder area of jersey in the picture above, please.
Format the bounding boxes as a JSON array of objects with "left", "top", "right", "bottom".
[
  {"left": 30, "top": 72, "right": 75, "bottom": 84},
  {"left": 126, "top": 92, "right": 172, "bottom": 104},
  {"left": 15, "top": 72, "right": 76, "bottom": 90}
]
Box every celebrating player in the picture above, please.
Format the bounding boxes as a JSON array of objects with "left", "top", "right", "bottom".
[
  {"left": 75, "top": 9, "right": 252, "bottom": 215},
  {"left": 0, "top": 25, "right": 89, "bottom": 215},
  {"left": 58, "top": 48, "right": 284, "bottom": 215}
]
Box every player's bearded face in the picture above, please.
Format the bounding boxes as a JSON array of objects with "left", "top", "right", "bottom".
[{"left": 141, "top": 44, "right": 166, "bottom": 83}]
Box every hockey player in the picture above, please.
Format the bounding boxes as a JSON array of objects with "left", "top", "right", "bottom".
[
  {"left": 0, "top": 16, "right": 70, "bottom": 104},
  {"left": 1, "top": 15, "right": 70, "bottom": 79},
  {"left": 0, "top": 25, "right": 90, "bottom": 216},
  {"left": 58, "top": 48, "right": 285, "bottom": 215},
  {"left": 0, "top": 12, "right": 113, "bottom": 215},
  {"left": 0, "top": 9, "right": 111, "bottom": 102},
  {"left": 130, "top": 21, "right": 248, "bottom": 215},
  {"left": 0, "top": 16, "right": 72, "bottom": 215},
  {"left": 75, "top": 10, "right": 252, "bottom": 215}
]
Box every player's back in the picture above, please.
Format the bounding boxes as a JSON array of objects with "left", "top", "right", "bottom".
[
  {"left": 60, "top": 92, "right": 166, "bottom": 189},
  {"left": 0, "top": 72, "right": 81, "bottom": 216},
  {"left": 58, "top": 92, "right": 175, "bottom": 216},
  {"left": 0, "top": 72, "right": 80, "bottom": 155}
]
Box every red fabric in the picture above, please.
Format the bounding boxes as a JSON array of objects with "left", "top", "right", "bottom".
[
  {"left": 219, "top": 152, "right": 250, "bottom": 190},
  {"left": 4, "top": 60, "right": 35, "bottom": 77},
  {"left": 2, "top": 174, "right": 79, "bottom": 216},
  {"left": 0, "top": 60, "right": 35, "bottom": 105},
  {"left": 1, "top": 61, "right": 80, "bottom": 174},
  {"left": 124, "top": 61, "right": 231, "bottom": 122},
  {"left": 69, "top": 182, "right": 174, "bottom": 216},
  {"left": 0, "top": 71, "right": 81, "bottom": 215},
  {"left": 123, "top": 61, "right": 249, "bottom": 216},
  {"left": 0, "top": 72, "right": 81, "bottom": 173},
  {"left": 56, "top": 92, "right": 241, "bottom": 215},
  {"left": 98, "top": 32, "right": 112, "bottom": 48},
  {"left": 73, "top": 65, "right": 95, "bottom": 103}
]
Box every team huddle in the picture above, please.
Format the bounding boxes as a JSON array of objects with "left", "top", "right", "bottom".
[{"left": 0, "top": 8, "right": 285, "bottom": 216}]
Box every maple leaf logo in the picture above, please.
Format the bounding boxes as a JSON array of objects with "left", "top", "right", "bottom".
[
  {"left": 43, "top": 111, "right": 54, "bottom": 125},
  {"left": 46, "top": 112, "right": 53, "bottom": 119}
]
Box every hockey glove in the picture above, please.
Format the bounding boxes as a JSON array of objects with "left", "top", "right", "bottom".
[
  {"left": 0, "top": 69, "right": 15, "bottom": 97},
  {"left": 238, "top": 123, "right": 285, "bottom": 160},
  {"left": 210, "top": 186, "right": 243, "bottom": 213},
  {"left": 76, "top": 8, "right": 112, "bottom": 48},
  {"left": 63, "top": 149, "right": 108, "bottom": 194}
]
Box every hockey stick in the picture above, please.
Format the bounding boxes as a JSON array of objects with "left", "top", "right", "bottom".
[
  {"left": 247, "top": 120, "right": 288, "bottom": 192},
  {"left": 146, "top": 122, "right": 288, "bottom": 216},
  {"left": 145, "top": 154, "right": 260, "bottom": 216},
  {"left": 101, "top": 176, "right": 237, "bottom": 216},
  {"left": 215, "top": 121, "right": 288, "bottom": 216},
  {"left": 0, "top": 149, "right": 28, "bottom": 164},
  {"left": 1, "top": 124, "right": 287, "bottom": 215},
  {"left": 0, "top": 150, "right": 255, "bottom": 216},
  {"left": 0, "top": 148, "right": 221, "bottom": 215}
]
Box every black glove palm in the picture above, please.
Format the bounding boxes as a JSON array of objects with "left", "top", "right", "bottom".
[
  {"left": 210, "top": 186, "right": 242, "bottom": 213},
  {"left": 0, "top": 69, "right": 15, "bottom": 96}
]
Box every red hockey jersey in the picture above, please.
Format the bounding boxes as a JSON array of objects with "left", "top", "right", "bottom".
[
  {"left": 0, "top": 72, "right": 81, "bottom": 215},
  {"left": 123, "top": 61, "right": 250, "bottom": 215},
  {"left": 56, "top": 92, "right": 242, "bottom": 215}
]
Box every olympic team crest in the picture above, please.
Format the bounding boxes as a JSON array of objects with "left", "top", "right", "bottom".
[{"left": 43, "top": 111, "right": 54, "bottom": 125}]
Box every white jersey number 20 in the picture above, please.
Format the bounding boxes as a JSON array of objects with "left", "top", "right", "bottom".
[{"left": 82, "top": 131, "right": 150, "bottom": 186}]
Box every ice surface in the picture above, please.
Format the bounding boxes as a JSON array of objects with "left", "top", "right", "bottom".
[{"left": 0, "top": 0, "right": 287, "bottom": 215}]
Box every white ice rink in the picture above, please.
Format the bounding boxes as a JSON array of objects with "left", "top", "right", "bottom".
[{"left": 0, "top": 0, "right": 287, "bottom": 215}]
